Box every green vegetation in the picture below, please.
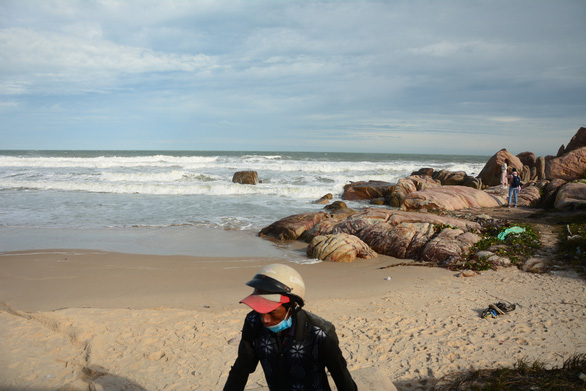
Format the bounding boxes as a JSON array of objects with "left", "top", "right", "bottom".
[
  {"left": 434, "top": 354, "right": 586, "bottom": 390},
  {"left": 558, "top": 221, "right": 586, "bottom": 272},
  {"left": 463, "top": 223, "right": 541, "bottom": 271}
]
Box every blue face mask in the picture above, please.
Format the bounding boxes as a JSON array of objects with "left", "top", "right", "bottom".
[{"left": 266, "top": 311, "right": 293, "bottom": 333}]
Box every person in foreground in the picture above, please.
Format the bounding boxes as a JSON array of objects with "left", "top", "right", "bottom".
[{"left": 223, "top": 263, "right": 358, "bottom": 391}]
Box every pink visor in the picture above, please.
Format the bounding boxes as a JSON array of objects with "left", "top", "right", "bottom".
[{"left": 240, "top": 293, "right": 290, "bottom": 313}]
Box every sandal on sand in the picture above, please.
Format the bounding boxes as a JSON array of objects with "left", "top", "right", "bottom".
[{"left": 481, "top": 301, "right": 516, "bottom": 319}]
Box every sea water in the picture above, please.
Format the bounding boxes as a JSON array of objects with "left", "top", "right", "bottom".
[{"left": 0, "top": 150, "right": 488, "bottom": 256}]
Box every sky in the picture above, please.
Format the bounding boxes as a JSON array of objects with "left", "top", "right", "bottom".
[{"left": 0, "top": 0, "right": 585, "bottom": 156}]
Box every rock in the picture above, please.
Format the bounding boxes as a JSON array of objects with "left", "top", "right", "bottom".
[
  {"left": 554, "top": 181, "right": 586, "bottom": 210},
  {"left": 535, "top": 156, "right": 547, "bottom": 180},
  {"left": 385, "top": 176, "right": 440, "bottom": 207},
  {"left": 306, "top": 234, "right": 377, "bottom": 262},
  {"left": 522, "top": 257, "right": 549, "bottom": 273},
  {"left": 312, "top": 193, "right": 333, "bottom": 204},
  {"left": 232, "top": 171, "right": 258, "bottom": 185},
  {"left": 477, "top": 149, "right": 523, "bottom": 187},
  {"left": 540, "top": 178, "right": 566, "bottom": 208},
  {"left": 369, "top": 198, "right": 385, "bottom": 205},
  {"left": 411, "top": 167, "right": 434, "bottom": 177},
  {"left": 401, "top": 186, "right": 505, "bottom": 211},
  {"left": 561, "top": 127, "right": 586, "bottom": 155},
  {"left": 421, "top": 228, "right": 481, "bottom": 266},
  {"left": 342, "top": 180, "right": 394, "bottom": 200},
  {"left": 458, "top": 270, "right": 477, "bottom": 277},
  {"left": 463, "top": 176, "right": 482, "bottom": 189},
  {"left": 546, "top": 146, "right": 586, "bottom": 181},
  {"left": 355, "top": 222, "right": 436, "bottom": 259},
  {"left": 259, "top": 211, "right": 329, "bottom": 240},
  {"left": 324, "top": 201, "right": 352, "bottom": 212},
  {"left": 517, "top": 151, "right": 537, "bottom": 168},
  {"left": 433, "top": 170, "right": 467, "bottom": 186},
  {"left": 517, "top": 185, "right": 542, "bottom": 207}
]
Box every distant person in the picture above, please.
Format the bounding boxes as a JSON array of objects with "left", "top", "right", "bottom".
[
  {"left": 501, "top": 159, "right": 509, "bottom": 188},
  {"left": 223, "top": 263, "right": 357, "bottom": 391},
  {"left": 507, "top": 168, "right": 522, "bottom": 207}
]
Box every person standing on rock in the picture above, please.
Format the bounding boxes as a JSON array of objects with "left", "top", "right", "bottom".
[
  {"left": 501, "top": 159, "right": 509, "bottom": 188},
  {"left": 507, "top": 168, "right": 522, "bottom": 207},
  {"left": 223, "top": 263, "right": 357, "bottom": 391}
]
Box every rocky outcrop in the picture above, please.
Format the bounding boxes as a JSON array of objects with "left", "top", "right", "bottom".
[
  {"left": 477, "top": 149, "right": 523, "bottom": 186},
  {"left": 342, "top": 181, "right": 394, "bottom": 200},
  {"left": 312, "top": 193, "right": 333, "bottom": 204},
  {"left": 232, "top": 171, "right": 258, "bottom": 185},
  {"left": 385, "top": 176, "right": 440, "bottom": 207},
  {"left": 401, "top": 186, "right": 504, "bottom": 211},
  {"left": 421, "top": 228, "right": 481, "bottom": 266},
  {"left": 259, "top": 212, "right": 328, "bottom": 240},
  {"left": 554, "top": 181, "right": 586, "bottom": 210},
  {"left": 259, "top": 206, "right": 485, "bottom": 264},
  {"left": 306, "top": 234, "right": 377, "bottom": 262},
  {"left": 558, "top": 127, "right": 586, "bottom": 156},
  {"left": 545, "top": 147, "right": 586, "bottom": 181}
]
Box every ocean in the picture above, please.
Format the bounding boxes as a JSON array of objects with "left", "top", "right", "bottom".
[{"left": 0, "top": 150, "right": 489, "bottom": 257}]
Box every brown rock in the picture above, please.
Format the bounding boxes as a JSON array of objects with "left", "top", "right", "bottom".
[
  {"left": 545, "top": 147, "right": 586, "bottom": 181},
  {"left": 385, "top": 176, "right": 439, "bottom": 207},
  {"left": 477, "top": 149, "right": 523, "bottom": 187},
  {"left": 312, "top": 193, "right": 333, "bottom": 204},
  {"left": 306, "top": 234, "right": 377, "bottom": 262},
  {"left": 342, "top": 180, "right": 394, "bottom": 200},
  {"left": 259, "top": 212, "right": 328, "bottom": 240},
  {"left": 401, "top": 186, "right": 505, "bottom": 211},
  {"left": 535, "top": 156, "right": 546, "bottom": 180},
  {"left": 563, "top": 127, "right": 586, "bottom": 154},
  {"left": 554, "top": 182, "right": 586, "bottom": 210},
  {"left": 421, "top": 228, "right": 481, "bottom": 266},
  {"left": 232, "top": 171, "right": 258, "bottom": 185},
  {"left": 356, "top": 222, "right": 435, "bottom": 259},
  {"left": 411, "top": 168, "right": 434, "bottom": 177},
  {"left": 434, "top": 170, "right": 467, "bottom": 186},
  {"left": 540, "top": 178, "right": 566, "bottom": 208},
  {"left": 517, "top": 152, "right": 537, "bottom": 168}
]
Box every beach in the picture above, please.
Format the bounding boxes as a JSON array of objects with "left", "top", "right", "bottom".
[
  {"left": 1, "top": 234, "right": 585, "bottom": 390},
  {"left": 1, "top": 151, "right": 585, "bottom": 390}
]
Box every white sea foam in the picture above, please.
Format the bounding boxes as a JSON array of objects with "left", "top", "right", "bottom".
[{"left": 0, "top": 151, "right": 488, "bottom": 232}]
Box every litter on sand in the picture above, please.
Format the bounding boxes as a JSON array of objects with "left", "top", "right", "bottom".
[{"left": 481, "top": 301, "right": 517, "bottom": 319}]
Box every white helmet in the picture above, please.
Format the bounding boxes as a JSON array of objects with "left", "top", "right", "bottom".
[{"left": 240, "top": 264, "right": 306, "bottom": 312}]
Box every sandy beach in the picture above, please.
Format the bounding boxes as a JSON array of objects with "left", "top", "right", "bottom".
[{"left": 1, "top": 225, "right": 585, "bottom": 391}]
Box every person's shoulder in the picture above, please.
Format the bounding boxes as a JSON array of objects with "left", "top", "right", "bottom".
[{"left": 301, "top": 310, "right": 335, "bottom": 333}]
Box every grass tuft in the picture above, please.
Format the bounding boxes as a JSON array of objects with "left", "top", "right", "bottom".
[{"left": 434, "top": 354, "right": 586, "bottom": 390}]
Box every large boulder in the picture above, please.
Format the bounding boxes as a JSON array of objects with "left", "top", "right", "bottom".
[
  {"left": 306, "top": 234, "right": 377, "bottom": 262},
  {"left": 421, "top": 228, "right": 482, "bottom": 266},
  {"left": 356, "top": 222, "right": 436, "bottom": 259},
  {"left": 385, "top": 175, "right": 440, "bottom": 207},
  {"left": 559, "top": 127, "right": 586, "bottom": 155},
  {"left": 540, "top": 178, "right": 567, "bottom": 208},
  {"left": 232, "top": 171, "right": 258, "bottom": 185},
  {"left": 554, "top": 181, "right": 586, "bottom": 210},
  {"left": 401, "top": 186, "right": 504, "bottom": 211},
  {"left": 477, "top": 149, "right": 523, "bottom": 186},
  {"left": 545, "top": 147, "right": 586, "bottom": 181},
  {"left": 342, "top": 181, "right": 394, "bottom": 200},
  {"left": 517, "top": 152, "right": 537, "bottom": 168},
  {"left": 259, "top": 212, "right": 329, "bottom": 240}
]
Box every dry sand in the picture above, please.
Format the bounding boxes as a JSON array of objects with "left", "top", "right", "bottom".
[{"left": 1, "top": 235, "right": 585, "bottom": 390}]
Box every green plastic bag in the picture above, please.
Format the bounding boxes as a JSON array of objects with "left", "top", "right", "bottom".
[{"left": 497, "top": 226, "right": 526, "bottom": 241}]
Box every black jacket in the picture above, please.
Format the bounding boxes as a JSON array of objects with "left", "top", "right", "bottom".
[{"left": 224, "top": 309, "right": 357, "bottom": 391}]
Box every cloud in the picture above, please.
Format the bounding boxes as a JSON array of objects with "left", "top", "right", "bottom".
[{"left": 0, "top": 0, "right": 584, "bottom": 155}]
